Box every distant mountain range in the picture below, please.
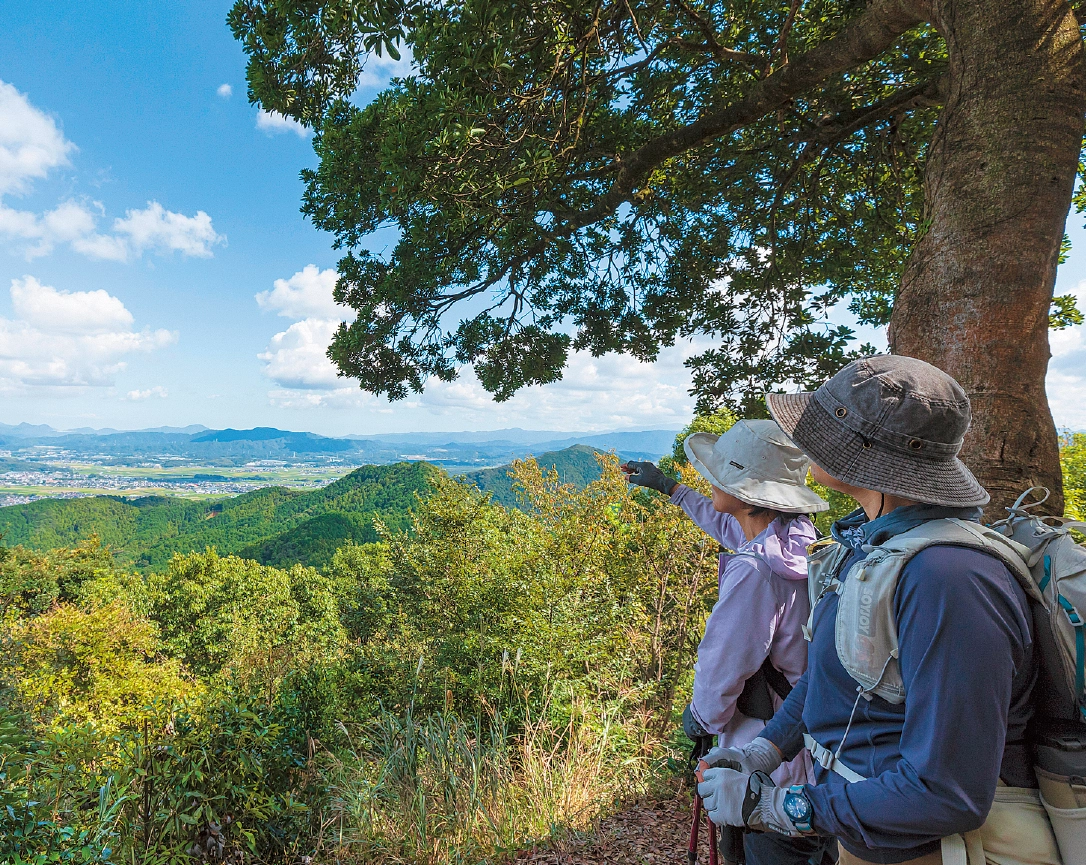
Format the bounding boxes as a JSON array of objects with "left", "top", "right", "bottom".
[
  {"left": 0, "top": 423, "right": 211, "bottom": 437},
  {"left": 0, "top": 423, "right": 679, "bottom": 469},
  {"left": 0, "top": 445, "right": 626, "bottom": 569}
]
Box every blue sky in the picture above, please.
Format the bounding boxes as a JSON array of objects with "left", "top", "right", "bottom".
[{"left": 1, "top": 1, "right": 1085, "bottom": 436}]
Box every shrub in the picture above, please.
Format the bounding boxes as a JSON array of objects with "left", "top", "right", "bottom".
[
  {"left": 0, "top": 538, "right": 130, "bottom": 620},
  {"left": 0, "top": 689, "right": 329, "bottom": 865},
  {"left": 112, "top": 691, "right": 327, "bottom": 863},
  {"left": 1063, "top": 432, "right": 1086, "bottom": 519},
  {"left": 329, "top": 456, "right": 717, "bottom": 729},
  {"left": 149, "top": 551, "right": 345, "bottom": 692},
  {"left": 0, "top": 601, "right": 194, "bottom": 735}
]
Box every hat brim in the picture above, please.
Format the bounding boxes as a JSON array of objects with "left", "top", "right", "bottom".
[
  {"left": 684, "top": 432, "right": 830, "bottom": 514},
  {"left": 765, "top": 391, "right": 990, "bottom": 508}
]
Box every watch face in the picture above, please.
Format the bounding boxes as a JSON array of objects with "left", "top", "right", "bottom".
[{"left": 783, "top": 791, "right": 811, "bottom": 823}]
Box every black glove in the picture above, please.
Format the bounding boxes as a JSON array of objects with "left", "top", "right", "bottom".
[
  {"left": 622, "top": 460, "right": 676, "bottom": 496},
  {"left": 682, "top": 703, "right": 709, "bottom": 740}
]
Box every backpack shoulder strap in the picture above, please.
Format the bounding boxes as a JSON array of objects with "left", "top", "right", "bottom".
[
  {"left": 882, "top": 518, "right": 1040, "bottom": 602},
  {"left": 803, "top": 539, "right": 850, "bottom": 642}
]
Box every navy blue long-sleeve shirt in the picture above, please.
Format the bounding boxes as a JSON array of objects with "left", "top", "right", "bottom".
[{"left": 762, "top": 506, "right": 1036, "bottom": 863}]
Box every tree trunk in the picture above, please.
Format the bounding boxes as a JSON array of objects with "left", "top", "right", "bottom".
[{"left": 888, "top": 0, "right": 1086, "bottom": 517}]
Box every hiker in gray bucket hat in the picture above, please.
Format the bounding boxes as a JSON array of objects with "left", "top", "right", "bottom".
[
  {"left": 695, "top": 355, "right": 1060, "bottom": 865},
  {"left": 623, "top": 419, "right": 831, "bottom": 865}
]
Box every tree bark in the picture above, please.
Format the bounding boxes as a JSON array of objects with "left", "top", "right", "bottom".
[{"left": 889, "top": 0, "right": 1085, "bottom": 516}]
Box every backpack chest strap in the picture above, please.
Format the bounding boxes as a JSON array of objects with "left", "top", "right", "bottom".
[
  {"left": 804, "top": 733, "right": 971, "bottom": 865},
  {"left": 803, "top": 733, "right": 866, "bottom": 783}
]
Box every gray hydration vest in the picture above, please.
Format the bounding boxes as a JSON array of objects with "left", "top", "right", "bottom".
[
  {"left": 805, "top": 518, "right": 1037, "bottom": 704},
  {"left": 806, "top": 496, "right": 1086, "bottom": 864}
]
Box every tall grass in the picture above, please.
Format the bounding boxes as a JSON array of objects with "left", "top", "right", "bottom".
[
  {"left": 0, "top": 686, "right": 676, "bottom": 865},
  {"left": 322, "top": 698, "right": 669, "bottom": 864}
]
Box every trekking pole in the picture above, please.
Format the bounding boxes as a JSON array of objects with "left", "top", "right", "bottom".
[
  {"left": 687, "top": 791, "right": 703, "bottom": 865},
  {"left": 707, "top": 815, "right": 720, "bottom": 865},
  {"left": 688, "top": 735, "right": 716, "bottom": 864}
]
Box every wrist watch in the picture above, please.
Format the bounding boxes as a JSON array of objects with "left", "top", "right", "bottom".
[{"left": 783, "top": 785, "right": 814, "bottom": 834}]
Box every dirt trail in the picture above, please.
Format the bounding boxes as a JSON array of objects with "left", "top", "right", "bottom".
[{"left": 512, "top": 793, "right": 707, "bottom": 865}]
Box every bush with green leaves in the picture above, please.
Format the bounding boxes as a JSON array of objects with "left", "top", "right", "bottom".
[
  {"left": 0, "top": 687, "right": 330, "bottom": 865},
  {"left": 0, "top": 538, "right": 133, "bottom": 621},
  {"left": 149, "top": 550, "right": 345, "bottom": 691},
  {"left": 0, "top": 702, "right": 123, "bottom": 865},
  {"left": 329, "top": 456, "right": 718, "bottom": 728},
  {"left": 1, "top": 601, "right": 194, "bottom": 735},
  {"left": 1063, "top": 432, "right": 1086, "bottom": 520}
]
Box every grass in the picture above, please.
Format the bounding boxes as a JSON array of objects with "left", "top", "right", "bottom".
[{"left": 319, "top": 698, "right": 672, "bottom": 864}]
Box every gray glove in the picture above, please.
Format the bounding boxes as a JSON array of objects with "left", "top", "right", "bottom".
[
  {"left": 682, "top": 704, "right": 709, "bottom": 741},
  {"left": 621, "top": 461, "right": 676, "bottom": 496},
  {"left": 698, "top": 736, "right": 782, "bottom": 776},
  {"left": 697, "top": 768, "right": 807, "bottom": 836}
]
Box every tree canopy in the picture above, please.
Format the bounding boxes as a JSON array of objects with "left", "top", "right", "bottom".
[
  {"left": 230, "top": 0, "right": 954, "bottom": 408},
  {"left": 229, "top": 0, "right": 1086, "bottom": 508}
]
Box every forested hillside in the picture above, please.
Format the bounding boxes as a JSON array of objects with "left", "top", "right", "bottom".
[
  {"left": 0, "top": 455, "right": 717, "bottom": 864},
  {"left": 0, "top": 462, "right": 438, "bottom": 569},
  {"left": 460, "top": 444, "right": 607, "bottom": 507},
  {"left": 0, "top": 447, "right": 622, "bottom": 569}
]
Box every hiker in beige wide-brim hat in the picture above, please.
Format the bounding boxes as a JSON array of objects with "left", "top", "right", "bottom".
[
  {"left": 622, "top": 419, "right": 833, "bottom": 865},
  {"left": 682, "top": 419, "right": 829, "bottom": 514}
]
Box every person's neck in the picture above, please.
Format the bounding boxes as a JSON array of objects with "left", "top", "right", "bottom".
[
  {"left": 853, "top": 489, "right": 918, "bottom": 521},
  {"left": 736, "top": 510, "right": 777, "bottom": 542}
]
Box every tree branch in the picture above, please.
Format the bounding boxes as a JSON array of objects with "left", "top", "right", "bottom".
[
  {"left": 768, "top": 0, "right": 803, "bottom": 73},
  {"left": 788, "top": 74, "right": 945, "bottom": 144},
  {"left": 672, "top": 0, "right": 768, "bottom": 67},
  {"left": 552, "top": 0, "right": 926, "bottom": 229}
]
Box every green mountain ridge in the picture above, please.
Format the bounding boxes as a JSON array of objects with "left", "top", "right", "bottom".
[
  {"left": 0, "top": 447, "right": 619, "bottom": 569},
  {"left": 460, "top": 444, "right": 608, "bottom": 508},
  {"left": 0, "top": 462, "right": 439, "bottom": 570}
]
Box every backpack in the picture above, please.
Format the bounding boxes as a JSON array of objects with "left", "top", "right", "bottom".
[
  {"left": 736, "top": 656, "right": 793, "bottom": 720},
  {"left": 990, "top": 489, "right": 1086, "bottom": 725}
]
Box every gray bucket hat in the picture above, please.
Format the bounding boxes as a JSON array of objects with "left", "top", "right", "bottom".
[
  {"left": 684, "top": 419, "right": 829, "bottom": 513},
  {"left": 765, "top": 355, "right": 989, "bottom": 508}
]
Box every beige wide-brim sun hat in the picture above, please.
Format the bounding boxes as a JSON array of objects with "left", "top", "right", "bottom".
[{"left": 683, "top": 419, "right": 829, "bottom": 514}]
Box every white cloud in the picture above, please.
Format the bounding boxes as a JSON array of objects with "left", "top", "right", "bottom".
[
  {"left": 357, "top": 49, "right": 416, "bottom": 91},
  {"left": 256, "top": 265, "right": 345, "bottom": 319},
  {"left": 256, "top": 109, "right": 309, "bottom": 137},
  {"left": 0, "top": 198, "right": 223, "bottom": 261},
  {"left": 262, "top": 332, "right": 701, "bottom": 430},
  {"left": 0, "top": 83, "right": 224, "bottom": 262},
  {"left": 259, "top": 317, "right": 344, "bottom": 390},
  {"left": 256, "top": 267, "right": 352, "bottom": 394},
  {"left": 254, "top": 253, "right": 702, "bottom": 426},
  {"left": 125, "top": 385, "right": 168, "bottom": 401},
  {"left": 0, "top": 276, "right": 176, "bottom": 392},
  {"left": 11, "top": 275, "right": 133, "bottom": 333},
  {"left": 0, "top": 80, "right": 75, "bottom": 196},
  {"left": 1048, "top": 279, "right": 1086, "bottom": 430},
  {"left": 217, "top": 83, "right": 233, "bottom": 98},
  {"left": 113, "top": 201, "right": 224, "bottom": 258},
  {"left": 411, "top": 346, "right": 699, "bottom": 429}
]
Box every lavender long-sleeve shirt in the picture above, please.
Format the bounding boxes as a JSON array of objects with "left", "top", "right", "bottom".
[{"left": 670, "top": 483, "right": 816, "bottom": 786}]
